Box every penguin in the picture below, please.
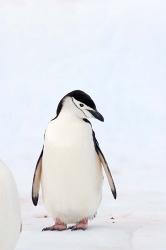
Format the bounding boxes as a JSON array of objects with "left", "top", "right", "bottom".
[
  {"left": 0, "top": 160, "right": 21, "bottom": 249},
  {"left": 32, "top": 90, "right": 116, "bottom": 231}
]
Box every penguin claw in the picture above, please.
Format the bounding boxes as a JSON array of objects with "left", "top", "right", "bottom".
[
  {"left": 42, "top": 226, "right": 53, "bottom": 231},
  {"left": 71, "top": 227, "right": 87, "bottom": 231},
  {"left": 42, "top": 226, "right": 67, "bottom": 231},
  {"left": 42, "top": 228, "right": 46, "bottom": 231},
  {"left": 68, "top": 225, "right": 87, "bottom": 231},
  {"left": 42, "top": 227, "right": 50, "bottom": 231},
  {"left": 68, "top": 218, "right": 88, "bottom": 231}
]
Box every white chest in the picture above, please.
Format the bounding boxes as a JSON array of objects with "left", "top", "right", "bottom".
[
  {"left": 43, "top": 117, "right": 98, "bottom": 175},
  {"left": 41, "top": 116, "right": 103, "bottom": 222},
  {"left": 45, "top": 117, "right": 93, "bottom": 148},
  {"left": 42, "top": 115, "right": 101, "bottom": 179}
]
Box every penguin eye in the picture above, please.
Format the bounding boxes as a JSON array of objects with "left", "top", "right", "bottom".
[{"left": 80, "top": 103, "right": 84, "bottom": 107}]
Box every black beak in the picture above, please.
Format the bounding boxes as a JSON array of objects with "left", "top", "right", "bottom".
[{"left": 88, "top": 109, "right": 104, "bottom": 122}]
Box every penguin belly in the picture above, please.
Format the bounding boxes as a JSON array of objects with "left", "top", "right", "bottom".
[
  {"left": 41, "top": 120, "right": 103, "bottom": 224},
  {"left": 0, "top": 161, "right": 21, "bottom": 250}
]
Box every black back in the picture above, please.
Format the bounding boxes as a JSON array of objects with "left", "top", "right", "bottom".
[{"left": 56, "top": 90, "right": 96, "bottom": 116}]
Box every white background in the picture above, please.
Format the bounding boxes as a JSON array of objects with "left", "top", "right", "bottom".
[{"left": 0, "top": 0, "right": 166, "bottom": 249}]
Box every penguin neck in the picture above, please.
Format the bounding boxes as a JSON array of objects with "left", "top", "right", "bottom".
[{"left": 57, "top": 109, "right": 81, "bottom": 123}]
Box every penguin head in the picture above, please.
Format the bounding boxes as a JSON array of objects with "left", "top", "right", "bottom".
[{"left": 56, "top": 90, "right": 104, "bottom": 122}]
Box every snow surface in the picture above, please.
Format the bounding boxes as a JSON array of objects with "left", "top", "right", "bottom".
[
  {"left": 16, "top": 184, "right": 166, "bottom": 250},
  {"left": 0, "top": 0, "right": 166, "bottom": 249}
]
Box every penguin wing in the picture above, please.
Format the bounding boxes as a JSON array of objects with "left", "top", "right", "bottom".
[
  {"left": 93, "top": 131, "right": 117, "bottom": 199},
  {"left": 32, "top": 147, "right": 43, "bottom": 206}
]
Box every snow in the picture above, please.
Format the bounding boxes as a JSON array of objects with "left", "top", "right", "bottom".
[
  {"left": 0, "top": 0, "right": 166, "bottom": 249},
  {"left": 16, "top": 188, "right": 166, "bottom": 250}
]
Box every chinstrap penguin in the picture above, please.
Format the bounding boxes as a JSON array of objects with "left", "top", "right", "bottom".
[
  {"left": 0, "top": 161, "right": 21, "bottom": 249},
  {"left": 32, "top": 90, "right": 116, "bottom": 231}
]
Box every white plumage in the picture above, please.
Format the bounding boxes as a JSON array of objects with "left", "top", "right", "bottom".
[
  {"left": 0, "top": 161, "right": 21, "bottom": 250},
  {"left": 32, "top": 90, "right": 116, "bottom": 230},
  {"left": 42, "top": 108, "right": 103, "bottom": 224}
]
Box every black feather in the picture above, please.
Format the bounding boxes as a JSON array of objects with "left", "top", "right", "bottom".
[
  {"left": 56, "top": 90, "right": 96, "bottom": 117},
  {"left": 92, "top": 131, "right": 117, "bottom": 200}
]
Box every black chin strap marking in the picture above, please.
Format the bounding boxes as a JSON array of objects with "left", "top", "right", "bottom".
[{"left": 72, "top": 97, "right": 88, "bottom": 118}]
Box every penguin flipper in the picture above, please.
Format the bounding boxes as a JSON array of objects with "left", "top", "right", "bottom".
[
  {"left": 93, "top": 131, "right": 117, "bottom": 199},
  {"left": 32, "top": 148, "right": 43, "bottom": 206}
]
